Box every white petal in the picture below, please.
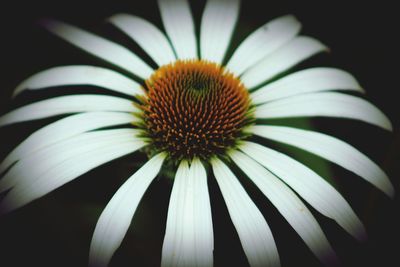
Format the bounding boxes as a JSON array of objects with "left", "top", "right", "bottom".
[
  {"left": 227, "top": 15, "right": 301, "bottom": 75},
  {"left": 109, "top": 14, "right": 176, "bottom": 66},
  {"left": 211, "top": 157, "right": 280, "bottom": 267},
  {"left": 240, "top": 141, "right": 367, "bottom": 241},
  {"left": 231, "top": 151, "right": 338, "bottom": 265},
  {"left": 252, "top": 125, "right": 395, "bottom": 197},
  {"left": 161, "top": 161, "right": 190, "bottom": 267},
  {"left": 162, "top": 158, "right": 214, "bottom": 267},
  {"left": 0, "top": 130, "right": 145, "bottom": 216},
  {"left": 41, "top": 19, "right": 153, "bottom": 79},
  {"left": 1, "top": 138, "right": 142, "bottom": 212},
  {"left": 158, "top": 0, "right": 197, "bottom": 59},
  {"left": 13, "top": 65, "right": 143, "bottom": 98},
  {"left": 251, "top": 67, "right": 364, "bottom": 105},
  {"left": 89, "top": 153, "right": 166, "bottom": 267},
  {"left": 0, "top": 94, "right": 136, "bottom": 127},
  {"left": 200, "top": 0, "right": 240, "bottom": 63},
  {"left": 0, "top": 129, "right": 144, "bottom": 194},
  {"left": 0, "top": 112, "right": 137, "bottom": 174},
  {"left": 241, "top": 36, "right": 328, "bottom": 88},
  {"left": 255, "top": 92, "right": 392, "bottom": 130}
]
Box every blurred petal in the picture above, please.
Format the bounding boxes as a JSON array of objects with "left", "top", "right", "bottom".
[
  {"left": 200, "top": 0, "right": 240, "bottom": 63},
  {"left": 255, "top": 92, "right": 392, "bottom": 130},
  {"left": 158, "top": 0, "right": 197, "bottom": 59},
  {"left": 0, "top": 129, "right": 146, "bottom": 213},
  {"left": 0, "top": 94, "right": 136, "bottom": 127},
  {"left": 231, "top": 151, "right": 338, "bottom": 265},
  {"left": 0, "top": 129, "right": 142, "bottom": 192},
  {"left": 252, "top": 125, "right": 394, "bottom": 197},
  {"left": 211, "top": 157, "right": 280, "bottom": 267},
  {"left": 89, "top": 153, "right": 166, "bottom": 267},
  {"left": 227, "top": 15, "right": 301, "bottom": 75},
  {"left": 240, "top": 141, "right": 367, "bottom": 241},
  {"left": 41, "top": 19, "right": 153, "bottom": 79},
  {"left": 0, "top": 112, "right": 136, "bottom": 174},
  {"left": 241, "top": 36, "right": 328, "bottom": 88},
  {"left": 13, "top": 66, "right": 143, "bottom": 98},
  {"left": 109, "top": 14, "right": 176, "bottom": 66},
  {"left": 162, "top": 158, "right": 213, "bottom": 267},
  {"left": 251, "top": 67, "right": 363, "bottom": 105},
  {"left": 0, "top": 129, "right": 143, "bottom": 193}
]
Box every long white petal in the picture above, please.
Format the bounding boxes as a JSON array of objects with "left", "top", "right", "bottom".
[
  {"left": 161, "top": 161, "right": 190, "bottom": 267},
  {"left": 0, "top": 112, "right": 137, "bottom": 174},
  {"left": 211, "top": 158, "right": 280, "bottom": 267},
  {"left": 191, "top": 159, "right": 214, "bottom": 266},
  {"left": 241, "top": 36, "right": 328, "bottom": 88},
  {"left": 227, "top": 15, "right": 301, "bottom": 75},
  {"left": 255, "top": 92, "right": 392, "bottom": 130},
  {"left": 89, "top": 153, "right": 166, "bottom": 267},
  {"left": 0, "top": 94, "right": 136, "bottom": 127},
  {"left": 252, "top": 125, "right": 395, "bottom": 197},
  {"left": 231, "top": 151, "right": 338, "bottom": 265},
  {"left": 13, "top": 66, "right": 143, "bottom": 98},
  {"left": 0, "top": 129, "right": 144, "bottom": 194},
  {"left": 41, "top": 20, "right": 153, "bottom": 79},
  {"left": 200, "top": 0, "right": 240, "bottom": 63},
  {"left": 109, "top": 14, "right": 176, "bottom": 66},
  {"left": 158, "top": 0, "right": 197, "bottom": 59},
  {"left": 1, "top": 138, "right": 144, "bottom": 213},
  {"left": 240, "top": 141, "right": 367, "bottom": 241},
  {"left": 251, "top": 68, "right": 363, "bottom": 105},
  {"left": 162, "top": 158, "right": 213, "bottom": 267},
  {"left": 0, "top": 131, "right": 145, "bottom": 215}
]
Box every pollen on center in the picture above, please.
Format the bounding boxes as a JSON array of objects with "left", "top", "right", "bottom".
[{"left": 137, "top": 60, "right": 253, "bottom": 160}]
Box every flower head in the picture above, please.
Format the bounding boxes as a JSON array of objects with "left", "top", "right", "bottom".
[
  {"left": 138, "top": 59, "right": 253, "bottom": 160},
  {"left": 0, "top": 0, "right": 394, "bottom": 266}
]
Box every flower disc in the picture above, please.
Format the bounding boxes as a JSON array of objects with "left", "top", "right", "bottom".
[{"left": 139, "top": 60, "right": 252, "bottom": 160}]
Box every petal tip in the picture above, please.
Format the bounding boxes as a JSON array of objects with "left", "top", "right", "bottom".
[
  {"left": 11, "top": 90, "right": 20, "bottom": 98},
  {"left": 283, "top": 14, "right": 299, "bottom": 23},
  {"left": 107, "top": 13, "right": 126, "bottom": 23},
  {"left": 358, "top": 86, "right": 366, "bottom": 94},
  {"left": 351, "top": 220, "right": 368, "bottom": 242},
  {"left": 0, "top": 198, "right": 13, "bottom": 217},
  {"left": 387, "top": 121, "right": 394, "bottom": 132},
  {"left": 385, "top": 184, "right": 395, "bottom": 199},
  {"left": 324, "top": 45, "right": 331, "bottom": 53},
  {"left": 37, "top": 18, "right": 59, "bottom": 31},
  {"left": 355, "top": 228, "right": 368, "bottom": 243},
  {"left": 38, "top": 18, "right": 70, "bottom": 38},
  {"left": 380, "top": 116, "right": 394, "bottom": 131}
]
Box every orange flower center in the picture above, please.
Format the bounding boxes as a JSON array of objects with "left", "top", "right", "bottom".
[{"left": 138, "top": 60, "right": 253, "bottom": 160}]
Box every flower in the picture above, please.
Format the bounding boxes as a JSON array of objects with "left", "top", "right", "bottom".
[{"left": 0, "top": 0, "right": 394, "bottom": 266}]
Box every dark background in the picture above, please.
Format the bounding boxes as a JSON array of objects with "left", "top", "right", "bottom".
[{"left": 0, "top": 0, "right": 399, "bottom": 266}]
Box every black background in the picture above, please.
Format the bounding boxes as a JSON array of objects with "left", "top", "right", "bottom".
[{"left": 0, "top": 0, "right": 399, "bottom": 266}]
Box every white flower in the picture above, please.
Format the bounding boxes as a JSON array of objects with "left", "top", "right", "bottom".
[{"left": 0, "top": 0, "right": 394, "bottom": 266}]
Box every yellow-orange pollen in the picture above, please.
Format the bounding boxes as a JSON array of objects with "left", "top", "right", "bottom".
[{"left": 138, "top": 60, "right": 252, "bottom": 160}]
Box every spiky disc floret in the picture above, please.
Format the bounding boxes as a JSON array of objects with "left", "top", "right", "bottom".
[{"left": 136, "top": 60, "right": 253, "bottom": 160}]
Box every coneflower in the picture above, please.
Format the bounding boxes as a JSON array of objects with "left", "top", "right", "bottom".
[{"left": 0, "top": 0, "right": 394, "bottom": 266}]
